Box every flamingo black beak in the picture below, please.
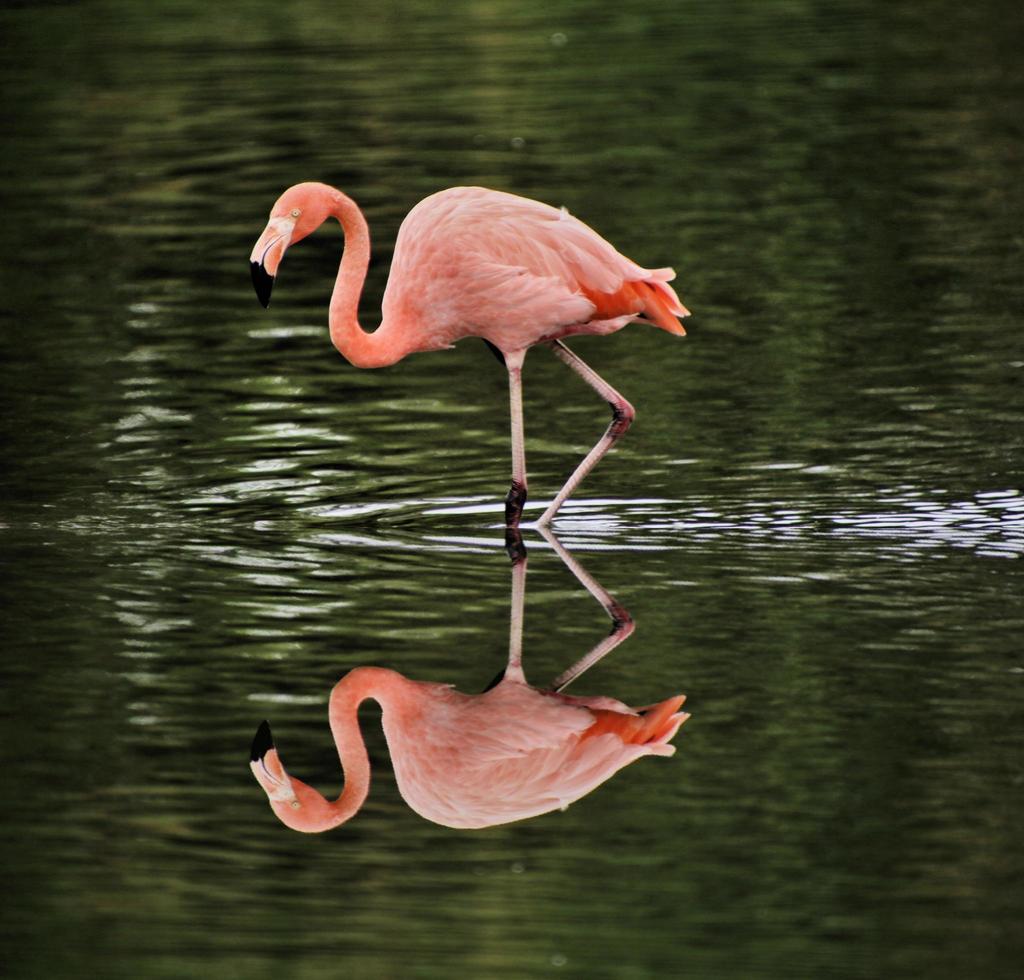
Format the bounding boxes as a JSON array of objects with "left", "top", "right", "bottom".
[
  {"left": 249, "top": 215, "right": 296, "bottom": 309},
  {"left": 250, "top": 262, "right": 274, "bottom": 309},
  {"left": 250, "top": 720, "right": 274, "bottom": 762},
  {"left": 249, "top": 720, "right": 299, "bottom": 808}
]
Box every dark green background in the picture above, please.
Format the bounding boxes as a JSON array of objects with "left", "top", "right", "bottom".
[{"left": 1, "top": 1, "right": 1023, "bottom": 977}]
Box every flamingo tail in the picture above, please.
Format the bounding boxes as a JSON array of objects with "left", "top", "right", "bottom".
[
  {"left": 580, "top": 271, "right": 689, "bottom": 337},
  {"left": 583, "top": 694, "right": 689, "bottom": 750},
  {"left": 638, "top": 276, "right": 690, "bottom": 335}
]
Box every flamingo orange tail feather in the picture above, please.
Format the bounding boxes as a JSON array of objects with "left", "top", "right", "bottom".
[
  {"left": 580, "top": 275, "right": 689, "bottom": 337},
  {"left": 583, "top": 694, "right": 689, "bottom": 747}
]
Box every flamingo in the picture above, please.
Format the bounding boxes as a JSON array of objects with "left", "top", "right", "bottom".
[
  {"left": 249, "top": 182, "right": 690, "bottom": 527},
  {"left": 249, "top": 530, "right": 689, "bottom": 831}
]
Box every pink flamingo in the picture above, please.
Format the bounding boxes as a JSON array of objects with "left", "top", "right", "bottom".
[
  {"left": 250, "top": 671, "right": 686, "bottom": 831},
  {"left": 249, "top": 530, "right": 689, "bottom": 831},
  {"left": 249, "top": 182, "right": 690, "bottom": 526}
]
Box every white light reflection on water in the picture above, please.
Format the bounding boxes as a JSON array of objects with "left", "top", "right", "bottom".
[{"left": 283, "top": 487, "right": 1024, "bottom": 559}]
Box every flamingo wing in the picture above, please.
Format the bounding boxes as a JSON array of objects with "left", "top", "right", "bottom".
[
  {"left": 464, "top": 683, "right": 596, "bottom": 758},
  {"left": 384, "top": 685, "right": 688, "bottom": 829},
  {"left": 396, "top": 721, "right": 673, "bottom": 830},
  {"left": 382, "top": 187, "right": 687, "bottom": 352}
]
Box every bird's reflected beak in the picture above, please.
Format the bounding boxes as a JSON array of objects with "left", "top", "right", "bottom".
[
  {"left": 249, "top": 216, "right": 296, "bottom": 308},
  {"left": 249, "top": 721, "right": 298, "bottom": 805}
]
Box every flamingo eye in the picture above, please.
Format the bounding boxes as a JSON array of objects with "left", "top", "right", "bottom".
[
  {"left": 290, "top": 800, "right": 300, "bottom": 809},
  {"left": 290, "top": 209, "right": 301, "bottom": 218}
]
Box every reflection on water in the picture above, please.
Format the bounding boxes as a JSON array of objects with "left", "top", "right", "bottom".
[
  {"left": 3, "top": 0, "right": 1024, "bottom": 976},
  {"left": 250, "top": 530, "right": 688, "bottom": 830},
  {"left": 300, "top": 484, "right": 1024, "bottom": 558}
]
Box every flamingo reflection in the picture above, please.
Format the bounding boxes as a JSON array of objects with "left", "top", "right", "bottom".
[{"left": 250, "top": 529, "right": 689, "bottom": 831}]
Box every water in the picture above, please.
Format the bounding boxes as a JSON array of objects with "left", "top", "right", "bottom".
[{"left": 2, "top": 0, "right": 1023, "bottom": 976}]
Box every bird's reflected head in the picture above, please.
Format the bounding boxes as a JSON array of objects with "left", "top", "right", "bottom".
[{"left": 249, "top": 720, "right": 342, "bottom": 832}]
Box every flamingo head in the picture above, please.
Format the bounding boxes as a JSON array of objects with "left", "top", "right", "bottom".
[
  {"left": 249, "top": 182, "right": 337, "bottom": 308},
  {"left": 249, "top": 720, "right": 341, "bottom": 833}
]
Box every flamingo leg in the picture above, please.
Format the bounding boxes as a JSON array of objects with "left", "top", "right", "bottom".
[
  {"left": 480, "top": 530, "right": 529, "bottom": 693},
  {"left": 537, "top": 340, "right": 635, "bottom": 526},
  {"left": 538, "top": 525, "right": 635, "bottom": 691},
  {"left": 504, "top": 349, "right": 528, "bottom": 527},
  {"left": 505, "top": 535, "right": 527, "bottom": 684}
]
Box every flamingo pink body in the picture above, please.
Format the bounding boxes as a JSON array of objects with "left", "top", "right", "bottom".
[
  {"left": 250, "top": 181, "right": 690, "bottom": 524},
  {"left": 250, "top": 666, "right": 689, "bottom": 831}
]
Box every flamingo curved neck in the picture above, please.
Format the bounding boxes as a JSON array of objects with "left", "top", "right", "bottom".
[
  {"left": 327, "top": 191, "right": 406, "bottom": 369},
  {"left": 308, "top": 665, "right": 410, "bottom": 831},
  {"left": 267, "top": 668, "right": 389, "bottom": 833},
  {"left": 310, "top": 667, "right": 376, "bottom": 827}
]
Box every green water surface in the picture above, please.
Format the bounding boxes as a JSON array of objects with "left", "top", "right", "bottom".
[{"left": 1, "top": 1, "right": 1023, "bottom": 977}]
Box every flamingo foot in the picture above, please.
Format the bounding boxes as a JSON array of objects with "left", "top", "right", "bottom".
[
  {"left": 505, "top": 527, "right": 527, "bottom": 564},
  {"left": 505, "top": 480, "right": 527, "bottom": 527}
]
